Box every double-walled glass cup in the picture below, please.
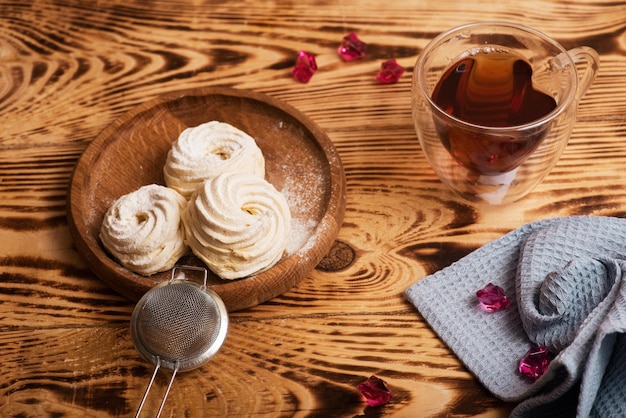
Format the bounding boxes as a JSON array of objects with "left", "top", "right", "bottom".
[{"left": 412, "top": 22, "right": 599, "bottom": 204}]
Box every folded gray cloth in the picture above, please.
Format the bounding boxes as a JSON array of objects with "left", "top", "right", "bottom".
[{"left": 404, "top": 216, "right": 626, "bottom": 417}]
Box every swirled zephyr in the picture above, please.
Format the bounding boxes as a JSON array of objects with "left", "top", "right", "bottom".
[
  {"left": 99, "top": 184, "right": 188, "bottom": 276},
  {"left": 163, "top": 121, "right": 265, "bottom": 198},
  {"left": 183, "top": 171, "right": 292, "bottom": 280}
]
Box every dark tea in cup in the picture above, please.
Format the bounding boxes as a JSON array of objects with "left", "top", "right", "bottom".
[
  {"left": 412, "top": 22, "right": 599, "bottom": 204},
  {"left": 431, "top": 50, "right": 557, "bottom": 175}
]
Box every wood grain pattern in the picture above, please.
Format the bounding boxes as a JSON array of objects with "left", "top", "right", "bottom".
[{"left": 1, "top": 0, "right": 625, "bottom": 416}]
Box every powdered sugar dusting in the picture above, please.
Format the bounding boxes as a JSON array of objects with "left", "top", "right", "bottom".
[
  {"left": 286, "top": 217, "right": 317, "bottom": 255},
  {"left": 278, "top": 151, "right": 326, "bottom": 256}
]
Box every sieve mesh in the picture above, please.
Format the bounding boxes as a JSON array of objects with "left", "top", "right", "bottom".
[{"left": 135, "top": 282, "right": 224, "bottom": 363}]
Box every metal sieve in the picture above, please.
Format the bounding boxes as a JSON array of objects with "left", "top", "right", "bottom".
[{"left": 131, "top": 265, "right": 228, "bottom": 417}]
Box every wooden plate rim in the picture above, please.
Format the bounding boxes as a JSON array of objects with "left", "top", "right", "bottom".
[{"left": 67, "top": 86, "right": 346, "bottom": 311}]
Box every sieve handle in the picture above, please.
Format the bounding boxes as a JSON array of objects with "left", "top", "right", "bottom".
[
  {"left": 156, "top": 366, "right": 178, "bottom": 418},
  {"left": 135, "top": 359, "right": 160, "bottom": 418},
  {"left": 135, "top": 358, "right": 180, "bottom": 418}
]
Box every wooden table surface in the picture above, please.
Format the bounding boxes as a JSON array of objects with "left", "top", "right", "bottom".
[{"left": 1, "top": 1, "right": 625, "bottom": 417}]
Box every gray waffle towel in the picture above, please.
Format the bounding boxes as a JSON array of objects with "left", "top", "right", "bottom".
[{"left": 404, "top": 216, "right": 626, "bottom": 417}]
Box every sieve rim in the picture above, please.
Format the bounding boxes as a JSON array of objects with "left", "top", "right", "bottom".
[{"left": 130, "top": 278, "right": 229, "bottom": 372}]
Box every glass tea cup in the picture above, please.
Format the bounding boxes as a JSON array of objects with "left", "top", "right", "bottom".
[{"left": 412, "top": 22, "right": 599, "bottom": 204}]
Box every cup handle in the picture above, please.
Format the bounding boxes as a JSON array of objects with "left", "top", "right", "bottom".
[{"left": 558, "top": 46, "right": 600, "bottom": 101}]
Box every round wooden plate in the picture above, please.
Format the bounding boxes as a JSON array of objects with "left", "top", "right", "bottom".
[{"left": 67, "top": 87, "right": 346, "bottom": 311}]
